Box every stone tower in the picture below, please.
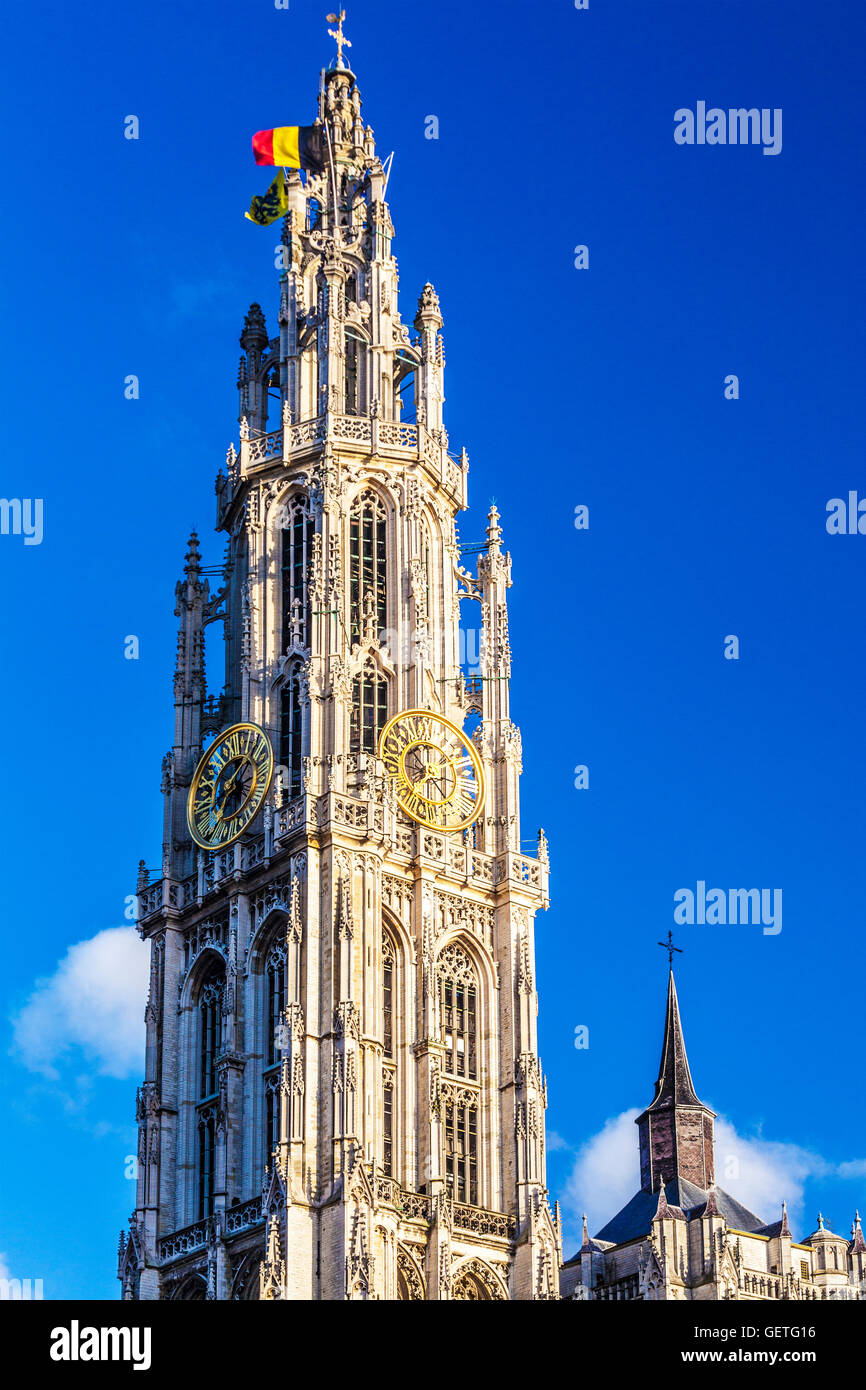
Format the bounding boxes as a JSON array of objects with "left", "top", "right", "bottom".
[{"left": 118, "top": 43, "right": 559, "bottom": 1302}]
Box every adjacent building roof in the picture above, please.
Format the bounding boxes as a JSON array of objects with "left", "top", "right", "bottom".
[
  {"left": 590, "top": 1178, "right": 764, "bottom": 1249},
  {"left": 802, "top": 1213, "right": 847, "bottom": 1244}
]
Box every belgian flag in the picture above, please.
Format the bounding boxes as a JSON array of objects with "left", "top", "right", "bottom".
[
  {"left": 252, "top": 125, "right": 326, "bottom": 173},
  {"left": 244, "top": 170, "right": 289, "bottom": 226}
]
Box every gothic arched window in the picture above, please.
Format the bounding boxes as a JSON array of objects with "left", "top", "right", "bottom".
[
  {"left": 349, "top": 491, "right": 387, "bottom": 643},
  {"left": 279, "top": 666, "right": 303, "bottom": 798},
  {"left": 444, "top": 1099, "right": 478, "bottom": 1206},
  {"left": 383, "top": 1078, "right": 394, "bottom": 1178},
  {"left": 263, "top": 362, "right": 280, "bottom": 429},
  {"left": 281, "top": 497, "right": 313, "bottom": 650},
  {"left": 263, "top": 937, "right": 287, "bottom": 1167},
  {"left": 394, "top": 350, "right": 417, "bottom": 424},
  {"left": 438, "top": 944, "right": 477, "bottom": 1081},
  {"left": 199, "top": 967, "right": 224, "bottom": 1100},
  {"left": 345, "top": 329, "right": 364, "bottom": 416},
  {"left": 382, "top": 931, "right": 395, "bottom": 1060},
  {"left": 196, "top": 961, "right": 225, "bottom": 1219},
  {"left": 351, "top": 661, "right": 388, "bottom": 754},
  {"left": 381, "top": 930, "right": 398, "bottom": 1179},
  {"left": 420, "top": 523, "right": 432, "bottom": 608}
]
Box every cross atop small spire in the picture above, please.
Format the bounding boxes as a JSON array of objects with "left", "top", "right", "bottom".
[
  {"left": 326, "top": 10, "right": 352, "bottom": 69},
  {"left": 657, "top": 929, "right": 682, "bottom": 968}
]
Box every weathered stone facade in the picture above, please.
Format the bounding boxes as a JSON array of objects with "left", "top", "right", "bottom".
[{"left": 117, "top": 48, "right": 559, "bottom": 1302}]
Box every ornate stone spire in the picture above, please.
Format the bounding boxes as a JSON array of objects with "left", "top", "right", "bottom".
[
  {"left": 184, "top": 529, "right": 201, "bottom": 579},
  {"left": 636, "top": 968, "right": 717, "bottom": 1195},
  {"left": 486, "top": 503, "right": 503, "bottom": 555},
  {"left": 852, "top": 1211, "right": 866, "bottom": 1253}
]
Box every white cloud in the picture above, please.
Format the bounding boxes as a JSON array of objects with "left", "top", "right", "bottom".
[
  {"left": 11, "top": 927, "right": 148, "bottom": 1081},
  {"left": 563, "top": 1108, "right": 641, "bottom": 1240},
  {"left": 713, "top": 1118, "right": 824, "bottom": 1230},
  {"left": 560, "top": 1107, "right": 865, "bottom": 1253},
  {"left": 0, "top": 1253, "right": 9, "bottom": 1283},
  {"left": 545, "top": 1129, "right": 570, "bottom": 1153}
]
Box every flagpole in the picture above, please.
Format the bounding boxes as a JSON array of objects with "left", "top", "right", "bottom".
[{"left": 382, "top": 151, "right": 394, "bottom": 198}]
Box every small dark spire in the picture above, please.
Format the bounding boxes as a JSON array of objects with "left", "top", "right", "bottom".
[
  {"left": 852, "top": 1211, "right": 866, "bottom": 1253},
  {"left": 580, "top": 1213, "right": 591, "bottom": 1252},
  {"left": 703, "top": 1185, "right": 721, "bottom": 1218},
  {"left": 240, "top": 302, "right": 268, "bottom": 353},
  {"left": 647, "top": 969, "right": 703, "bottom": 1111},
  {"left": 780, "top": 1201, "right": 791, "bottom": 1238},
  {"left": 653, "top": 1180, "right": 684, "bottom": 1222}
]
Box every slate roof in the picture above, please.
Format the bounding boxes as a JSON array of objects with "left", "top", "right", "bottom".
[
  {"left": 588, "top": 1178, "right": 765, "bottom": 1249},
  {"left": 754, "top": 1220, "right": 785, "bottom": 1239}
]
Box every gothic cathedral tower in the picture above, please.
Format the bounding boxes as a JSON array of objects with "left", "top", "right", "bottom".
[{"left": 118, "top": 41, "right": 560, "bottom": 1302}]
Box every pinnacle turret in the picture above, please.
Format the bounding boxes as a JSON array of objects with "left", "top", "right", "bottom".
[{"left": 184, "top": 529, "right": 201, "bottom": 578}]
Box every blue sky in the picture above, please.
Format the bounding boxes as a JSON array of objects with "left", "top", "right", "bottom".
[{"left": 1, "top": 0, "right": 864, "bottom": 1296}]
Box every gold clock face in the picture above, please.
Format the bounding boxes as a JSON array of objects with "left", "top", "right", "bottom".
[
  {"left": 187, "top": 722, "right": 274, "bottom": 850},
  {"left": 378, "top": 709, "right": 485, "bottom": 831}
]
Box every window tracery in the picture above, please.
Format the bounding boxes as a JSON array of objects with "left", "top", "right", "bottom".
[
  {"left": 196, "top": 962, "right": 225, "bottom": 1219},
  {"left": 279, "top": 665, "right": 304, "bottom": 798},
  {"left": 281, "top": 497, "right": 313, "bottom": 650}
]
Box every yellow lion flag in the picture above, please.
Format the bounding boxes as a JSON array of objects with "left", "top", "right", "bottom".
[{"left": 245, "top": 170, "right": 288, "bottom": 227}]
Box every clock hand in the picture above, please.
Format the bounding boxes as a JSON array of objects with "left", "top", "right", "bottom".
[{"left": 213, "top": 767, "right": 241, "bottom": 820}]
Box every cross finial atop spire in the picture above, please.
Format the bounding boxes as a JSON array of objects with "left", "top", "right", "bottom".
[
  {"left": 326, "top": 10, "right": 352, "bottom": 69},
  {"left": 580, "top": 1213, "right": 591, "bottom": 1251},
  {"left": 657, "top": 929, "right": 682, "bottom": 968}
]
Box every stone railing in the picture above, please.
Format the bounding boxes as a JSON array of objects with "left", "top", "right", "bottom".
[
  {"left": 372, "top": 1178, "right": 516, "bottom": 1241},
  {"left": 138, "top": 878, "right": 165, "bottom": 919},
  {"left": 274, "top": 797, "right": 306, "bottom": 839},
  {"left": 158, "top": 1217, "right": 214, "bottom": 1262},
  {"left": 236, "top": 412, "right": 465, "bottom": 506},
  {"left": 246, "top": 426, "right": 283, "bottom": 465},
  {"left": 373, "top": 1178, "right": 432, "bottom": 1225},
  {"left": 225, "top": 1196, "right": 265, "bottom": 1239},
  {"left": 452, "top": 1202, "right": 517, "bottom": 1241}
]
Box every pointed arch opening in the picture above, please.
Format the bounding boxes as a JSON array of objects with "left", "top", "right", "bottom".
[
  {"left": 195, "top": 956, "right": 226, "bottom": 1219},
  {"left": 437, "top": 942, "right": 477, "bottom": 1082},
  {"left": 349, "top": 489, "right": 387, "bottom": 644},
  {"left": 394, "top": 349, "right": 417, "bottom": 424},
  {"left": 279, "top": 663, "right": 304, "bottom": 799},
  {"left": 280, "top": 495, "right": 313, "bottom": 651},
  {"left": 263, "top": 931, "right": 287, "bottom": 1170},
  {"left": 381, "top": 925, "right": 399, "bottom": 1179},
  {"left": 351, "top": 658, "right": 388, "bottom": 754}
]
